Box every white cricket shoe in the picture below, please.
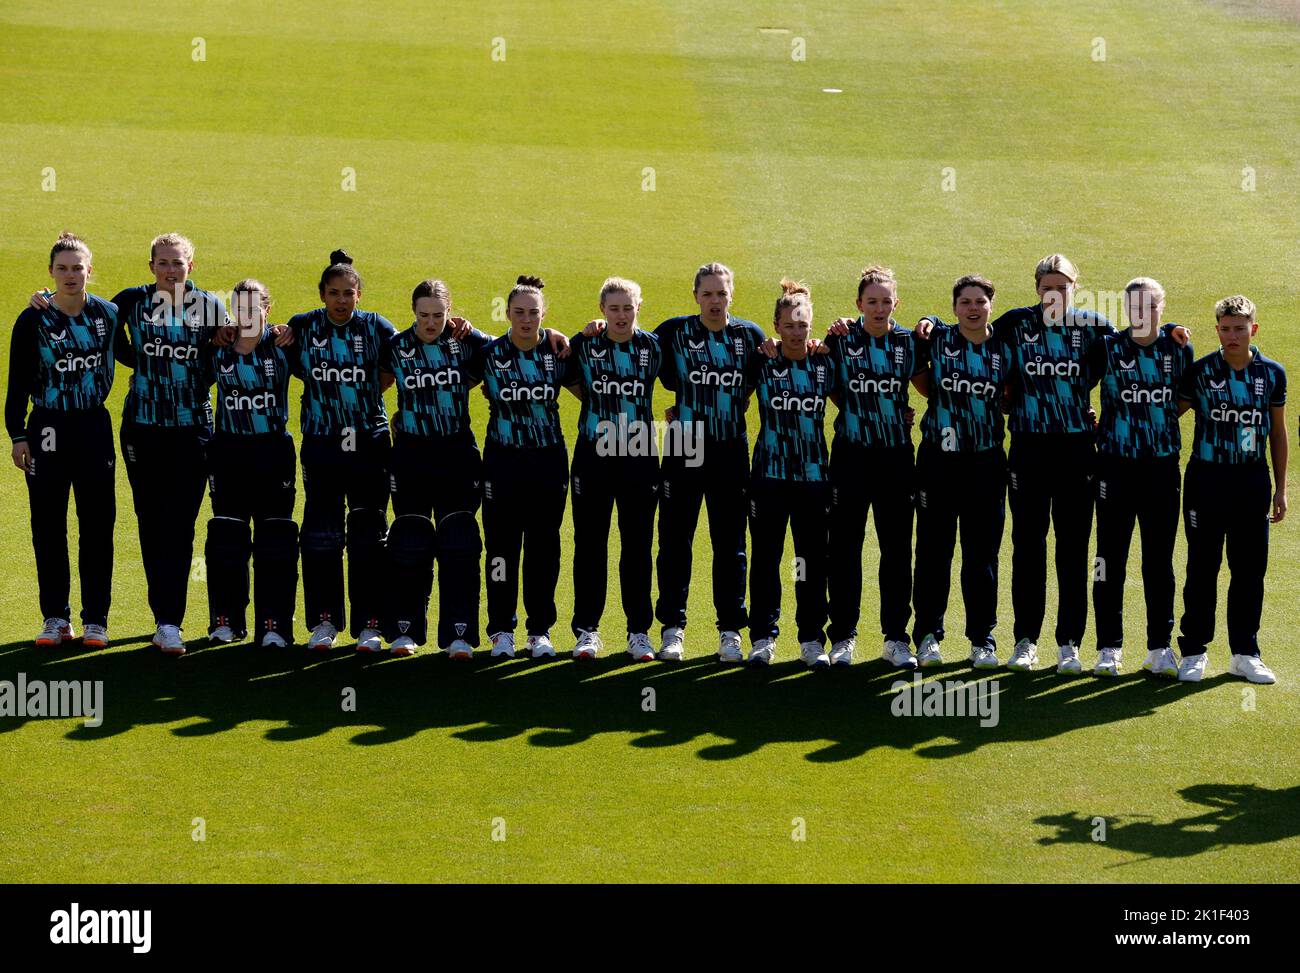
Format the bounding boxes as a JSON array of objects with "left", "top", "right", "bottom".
[
  {"left": 718, "top": 630, "right": 744, "bottom": 664},
  {"left": 308, "top": 622, "right": 338, "bottom": 651},
  {"left": 1094, "top": 647, "right": 1122, "bottom": 677},
  {"left": 1007, "top": 638, "right": 1039, "bottom": 671},
  {"left": 1228, "top": 654, "right": 1276, "bottom": 685},
  {"left": 572, "top": 630, "right": 602, "bottom": 660},
  {"left": 82, "top": 623, "right": 109, "bottom": 648},
  {"left": 800, "top": 641, "right": 830, "bottom": 669},
  {"left": 390, "top": 636, "right": 417, "bottom": 657},
  {"left": 527, "top": 633, "right": 557, "bottom": 658},
  {"left": 489, "top": 632, "right": 516, "bottom": 659},
  {"left": 153, "top": 624, "right": 186, "bottom": 656},
  {"left": 447, "top": 639, "right": 474, "bottom": 660},
  {"left": 916, "top": 633, "right": 943, "bottom": 668},
  {"left": 1177, "top": 653, "right": 1208, "bottom": 682},
  {"left": 748, "top": 638, "right": 776, "bottom": 665},
  {"left": 356, "top": 628, "right": 384, "bottom": 653},
  {"left": 970, "top": 644, "right": 1000, "bottom": 669},
  {"left": 35, "top": 617, "right": 74, "bottom": 648},
  {"left": 210, "top": 625, "right": 236, "bottom": 644},
  {"left": 1055, "top": 642, "right": 1081, "bottom": 675},
  {"left": 882, "top": 639, "right": 917, "bottom": 670},
  {"left": 658, "top": 627, "right": 685, "bottom": 662},
  {"left": 828, "top": 637, "right": 855, "bottom": 667},
  {"left": 1143, "top": 647, "right": 1179, "bottom": 679},
  {"left": 261, "top": 631, "right": 287, "bottom": 648},
  {"left": 627, "top": 633, "right": 655, "bottom": 662}
]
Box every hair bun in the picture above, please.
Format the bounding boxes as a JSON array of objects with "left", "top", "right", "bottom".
[
  {"left": 779, "top": 277, "right": 809, "bottom": 297},
  {"left": 516, "top": 274, "right": 544, "bottom": 289},
  {"left": 330, "top": 249, "right": 353, "bottom": 266}
]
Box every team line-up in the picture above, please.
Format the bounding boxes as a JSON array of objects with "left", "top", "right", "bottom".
[{"left": 7, "top": 233, "right": 1288, "bottom": 687}]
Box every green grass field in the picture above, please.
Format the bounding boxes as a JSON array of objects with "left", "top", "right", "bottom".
[{"left": 1, "top": 0, "right": 1298, "bottom": 882}]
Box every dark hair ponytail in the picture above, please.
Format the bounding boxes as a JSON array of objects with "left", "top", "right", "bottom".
[
  {"left": 507, "top": 274, "right": 545, "bottom": 310},
  {"left": 320, "top": 249, "right": 362, "bottom": 294}
]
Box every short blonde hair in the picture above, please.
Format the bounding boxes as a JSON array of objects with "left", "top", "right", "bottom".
[
  {"left": 1214, "top": 294, "right": 1256, "bottom": 321},
  {"left": 857, "top": 265, "right": 897, "bottom": 298},
  {"left": 150, "top": 232, "right": 195, "bottom": 262},
  {"left": 1035, "top": 253, "right": 1078, "bottom": 284},
  {"left": 600, "top": 276, "right": 642, "bottom": 306},
  {"left": 693, "top": 262, "right": 733, "bottom": 293},
  {"left": 1123, "top": 277, "right": 1164, "bottom": 300},
  {"left": 774, "top": 278, "right": 812, "bottom": 327}
]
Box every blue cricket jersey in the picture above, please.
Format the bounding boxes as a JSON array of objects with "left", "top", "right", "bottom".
[
  {"left": 287, "top": 308, "right": 397, "bottom": 437},
  {"left": 994, "top": 304, "right": 1116, "bottom": 435},
  {"left": 210, "top": 330, "right": 292, "bottom": 436},
  {"left": 1089, "top": 326, "right": 1192, "bottom": 459},
  {"left": 824, "top": 318, "right": 921, "bottom": 448},
  {"left": 655, "top": 314, "right": 766, "bottom": 441},
  {"left": 5, "top": 294, "right": 117, "bottom": 441},
  {"left": 1179, "top": 348, "right": 1286, "bottom": 466},
  {"left": 917, "top": 321, "right": 1013, "bottom": 453},
  {"left": 564, "top": 329, "right": 662, "bottom": 443},
  {"left": 381, "top": 324, "right": 492, "bottom": 440},
  {"left": 467, "top": 331, "right": 566, "bottom": 449},
  {"left": 746, "top": 350, "right": 837, "bottom": 481},
  {"left": 114, "top": 282, "right": 227, "bottom": 428}
]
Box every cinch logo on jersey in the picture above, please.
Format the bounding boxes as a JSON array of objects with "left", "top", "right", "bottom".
[
  {"left": 571, "top": 331, "right": 661, "bottom": 443},
  {"left": 476, "top": 334, "right": 564, "bottom": 448},
  {"left": 141, "top": 338, "right": 200, "bottom": 361},
  {"left": 828, "top": 323, "right": 918, "bottom": 448},
  {"left": 501, "top": 381, "right": 556, "bottom": 401},
  {"left": 1121, "top": 384, "right": 1174, "bottom": 404},
  {"left": 1183, "top": 349, "right": 1286, "bottom": 465},
  {"left": 1024, "top": 355, "right": 1080, "bottom": 377},
  {"left": 657, "top": 315, "right": 765, "bottom": 441},
  {"left": 591, "top": 375, "right": 646, "bottom": 397},
  {"left": 118, "top": 283, "right": 222, "bottom": 428},
  {"left": 214, "top": 337, "right": 290, "bottom": 436},
  {"left": 403, "top": 367, "right": 461, "bottom": 389},
  {"left": 940, "top": 372, "right": 998, "bottom": 397},
  {"left": 920, "top": 322, "right": 1010, "bottom": 452},
  {"left": 387, "top": 326, "right": 488, "bottom": 439},
  {"left": 292, "top": 308, "right": 396, "bottom": 437},
  {"left": 224, "top": 390, "right": 277, "bottom": 411},
  {"left": 310, "top": 361, "right": 366, "bottom": 383},
  {"left": 849, "top": 375, "right": 902, "bottom": 394},
  {"left": 752, "top": 355, "right": 837, "bottom": 482},
  {"left": 1001, "top": 304, "right": 1115, "bottom": 434},
  {"left": 40, "top": 314, "right": 108, "bottom": 390},
  {"left": 1208, "top": 401, "right": 1263, "bottom": 424},
  {"left": 688, "top": 366, "right": 744, "bottom": 387},
  {"left": 769, "top": 389, "right": 825, "bottom": 411},
  {"left": 1096, "top": 331, "right": 1189, "bottom": 459},
  {"left": 54, "top": 351, "right": 103, "bottom": 373}
]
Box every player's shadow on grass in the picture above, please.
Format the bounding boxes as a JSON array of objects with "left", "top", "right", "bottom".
[
  {"left": 1034, "top": 784, "right": 1300, "bottom": 861},
  {"left": 0, "top": 634, "right": 1240, "bottom": 766}
]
